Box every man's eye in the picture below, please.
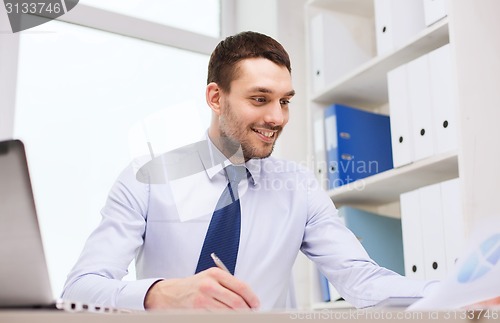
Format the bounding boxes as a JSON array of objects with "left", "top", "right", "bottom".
[
  {"left": 253, "top": 97, "right": 266, "bottom": 103},
  {"left": 280, "top": 99, "right": 291, "bottom": 105}
]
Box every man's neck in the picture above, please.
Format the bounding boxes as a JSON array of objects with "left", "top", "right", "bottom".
[{"left": 207, "top": 132, "right": 246, "bottom": 165}]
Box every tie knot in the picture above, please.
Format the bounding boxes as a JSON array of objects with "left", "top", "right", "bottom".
[{"left": 225, "top": 165, "right": 246, "bottom": 185}]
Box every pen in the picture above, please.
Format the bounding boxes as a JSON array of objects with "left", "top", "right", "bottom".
[
  {"left": 211, "top": 252, "right": 256, "bottom": 308},
  {"left": 210, "top": 253, "right": 230, "bottom": 273}
]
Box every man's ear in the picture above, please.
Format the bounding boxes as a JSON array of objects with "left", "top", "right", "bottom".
[{"left": 206, "top": 82, "right": 223, "bottom": 116}]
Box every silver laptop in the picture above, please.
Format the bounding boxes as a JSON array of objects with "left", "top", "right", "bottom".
[
  {"left": 0, "top": 139, "right": 55, "bottom": 308},
  {"left": 0, "top": 139, "right": 120, "bottom": 312}
]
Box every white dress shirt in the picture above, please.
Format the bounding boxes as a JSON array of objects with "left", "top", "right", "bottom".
[{"left": 62, "top": 137, "right": 437, "bottom": 310}]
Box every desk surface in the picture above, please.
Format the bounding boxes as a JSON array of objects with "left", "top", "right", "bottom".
[{"left": 0, "top": 309, "right": 498, "bottom": 323}]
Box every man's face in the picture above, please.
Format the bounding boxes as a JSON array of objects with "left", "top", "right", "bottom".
[{"left": 216, "top": 58, "right": 295, "bottom": 160}]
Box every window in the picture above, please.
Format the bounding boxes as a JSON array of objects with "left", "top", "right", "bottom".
[
  {"left": 13, "top": 3, "right": 221, "bottom": 295},
  {"left": 79, "top": 0, "right": 221, "bottom": 37}
]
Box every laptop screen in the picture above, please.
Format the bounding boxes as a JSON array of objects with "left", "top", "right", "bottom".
[{"left": 0, "top": 139, "right": 54, "bottom": 307}]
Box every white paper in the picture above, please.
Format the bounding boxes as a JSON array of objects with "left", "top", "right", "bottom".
[{"left": 408, "top": 215, "right": 500, "bottom": 310}]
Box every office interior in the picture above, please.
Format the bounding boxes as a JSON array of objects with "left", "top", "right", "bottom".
[{"left": 0, "top": 0, "right": 499, "bottom": 313}]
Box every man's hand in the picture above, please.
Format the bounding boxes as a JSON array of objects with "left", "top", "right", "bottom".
[{"left": 144, "top": 267, "right": 260, "bottom": 310}]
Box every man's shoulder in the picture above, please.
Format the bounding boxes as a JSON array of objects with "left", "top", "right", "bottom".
[{"left": 134, "top": 140, "right": 208, "bottom": 184}]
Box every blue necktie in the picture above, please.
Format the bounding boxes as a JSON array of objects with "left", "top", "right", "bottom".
[{"left": 195, "top": 165, "right": 246, "bottom": 275}]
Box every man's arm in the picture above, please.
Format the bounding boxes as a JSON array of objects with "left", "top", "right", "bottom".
[
  {"left": 301, "top": 171, "right": 438, "bottom": 308},
  {"left": 61, "top": 164, "right": 156, "bottom": 310}
]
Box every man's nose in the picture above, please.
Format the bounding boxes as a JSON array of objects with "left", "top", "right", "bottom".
[{"left": 264, "top": 101, "right": 285, "bottom": 126}]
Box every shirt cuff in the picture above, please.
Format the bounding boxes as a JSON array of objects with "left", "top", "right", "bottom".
[{"left": 116, "top": 278, "right": 164, "bottom": 311}]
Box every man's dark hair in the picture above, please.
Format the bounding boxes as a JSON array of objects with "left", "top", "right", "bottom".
[{"left": 207, "top": 31, "right": 292, "bottom": 93}]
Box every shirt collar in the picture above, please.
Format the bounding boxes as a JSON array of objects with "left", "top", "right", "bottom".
[
  {"left": 199, "top": 133, "right": 260, "bottom": 186},
  {"left": 245, "top": 159, "right": 261, "bottom": 186}
]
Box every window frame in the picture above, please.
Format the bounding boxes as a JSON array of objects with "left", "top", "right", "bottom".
[{"left": 0, "top": 0, "right": 235, "bottom": 140}]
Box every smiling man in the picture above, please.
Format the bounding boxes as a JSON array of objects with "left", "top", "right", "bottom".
[{"left": 62, "top": 31, "right": 438, "bottom": 311}]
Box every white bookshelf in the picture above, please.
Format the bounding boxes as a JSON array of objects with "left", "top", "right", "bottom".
[
  {"left": 305, "top": 0, "right": 500, "bottom": 310},
  {"left": 329, "top": 151, "right": 458, "bottom": 206},
  {"left": 306, "top": 0, "right": 457, "bottom": 206},
  {"left": 304, "top": 0, "right": 466, "bottom": 309},
  {"left": 311, "top": 17, "right": 449, "bottom": 108}
]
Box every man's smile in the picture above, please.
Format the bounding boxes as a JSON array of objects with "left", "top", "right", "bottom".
[{"left": 252, "top": 128, "right": 278, "bottom": 143}]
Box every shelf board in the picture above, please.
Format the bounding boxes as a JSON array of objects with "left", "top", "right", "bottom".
[
  {"left": 311, "top": 300, "right": 355, "bottom": 310},
  {"left": 312, "top": 18, "right": 449, "bottom": 108},
  {"left": 329, "top": 151, "right": 459, "bottom": 206},
  {"left": 307, "top": 0, "right": 374, "bottom": 18}
]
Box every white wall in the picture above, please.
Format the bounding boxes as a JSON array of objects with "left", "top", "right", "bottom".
[
  {"left": 275, "top": 0, "right": 311, "bottom": 310},
  {"left": 234, "top": 0, "right": 308, "bottom": 165},
  {"left": 234, "top": 0, "right": 311, "bottom": 309},
  {"left": 0, "top": 5, "right": 18, "bottom": 141},
  {"left": 448, "top": 0, "right": 500, "bottom": 233}
]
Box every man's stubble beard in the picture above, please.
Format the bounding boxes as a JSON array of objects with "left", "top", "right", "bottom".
[{"left": 219, "top": 101, "right": 279, "bottom": 161}]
